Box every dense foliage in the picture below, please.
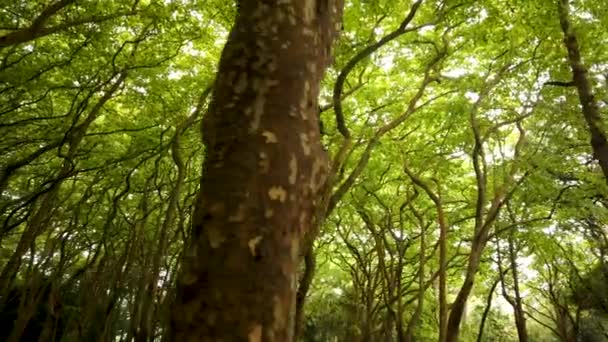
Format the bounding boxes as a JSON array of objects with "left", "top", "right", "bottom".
[{"left": 0, "top": 0, "right": 607, "bottom": 341}]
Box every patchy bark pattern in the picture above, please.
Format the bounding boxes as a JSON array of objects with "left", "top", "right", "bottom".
[
  {"left": 169, "top": 1, "right": 344, "bottom": 341},
  {"left": 558, "top": 0, "right": 608, "bottom": 183}
]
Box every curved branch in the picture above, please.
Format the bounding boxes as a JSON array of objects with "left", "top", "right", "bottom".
[{"left": 332, "top": 0, "right": 426, "bottom": 138}]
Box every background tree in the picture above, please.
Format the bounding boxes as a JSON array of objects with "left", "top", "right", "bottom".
[{"left": 1, "top": 0, "right": 607, "bottom": 341}]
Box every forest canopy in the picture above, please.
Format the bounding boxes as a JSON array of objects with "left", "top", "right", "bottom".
[{"left": 0, "top": 0, "right": 607, "bottom": 341}]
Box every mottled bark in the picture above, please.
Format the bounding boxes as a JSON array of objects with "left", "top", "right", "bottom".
[
  {"left": 558, "top": 0, "right": 608, "bottom": 183},
  {"left": 169, "top": 1, "right": 344, "bottom": 341}
]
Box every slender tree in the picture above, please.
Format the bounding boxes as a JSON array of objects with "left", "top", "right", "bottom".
[{"left": 557, "top": 0, "right": 608, "bottom": 183}]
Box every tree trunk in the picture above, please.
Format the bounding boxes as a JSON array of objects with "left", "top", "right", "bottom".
[
  {"left": 555, "top": 306, "right": 576, "bottom": 342},
  {"left": 169, "top": 1, "right": 344, "bottom": 341},
  {"left": 508, "top": 236, "right": 529, "bottom": 342},
  {"left": 0, "top": 71, "right": 127, "bottom": 300},
  {"left": 137, "top": 95, "right": 205, "bottom": 342},
  {"left": 558, "top": 0, "right": 608, "bottom": 183},
  {"left": 404, "top": 214, "right": 427, "bottom": 342},
  {"left": 476, "top": 277, "right": 499, "bottom": 342},
  {"left": 446, "top": 243, "right": 486, "bottom": 342},
  {"left": 294, "top": 248, "right": 316, "bottom": 339}
]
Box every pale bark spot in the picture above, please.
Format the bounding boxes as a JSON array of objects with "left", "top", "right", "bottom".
[
  {"left": 252, "top": 47, "right": 271, "bottom": 72},
  {"left": 287, "top": 273, "right": 298, "bottom": 342},
  {"left": 234, "top": 73, "right": 248, "bottom": 94},
  {"left": 284, "top": 5, "right": 297, "bottom": 26},
  {"left": 253, "top": 3, "right": 270, "bottom": 19},
  {"left": 248, "top": 236, "right": 263, "bottom": 257},
  {"left": 306, "top": 61, "right": 317, "bottom": 74},
  {"left": 290, "top": 242, "right": 299, "bottom": 262},
  {"left": 258, "top": 152, "right": 270, "bottom": 173},
  {"left": 262, "top": 131, "right": 278, "bottom": 143},
  {"left": 303, "top": 27, "right": 315, "bottom": 37},
  {"left": 268, "top": 186, "right": 287, "bottom": 202},
  {"left": 288, "top": 106, "right": 298, "bottom": 117},
  {"left": 250, "top": 79, "right": 279, "bottom": 132},
  {"left": 299, "top": 212, "right": 307, "bottom": 234},
  {"left": 288, "top": 154, "right": 298, "bottom": 185},
  {"left": 259, "top": 159, "right": 270, "bottom": 173},
  {"left": 228, "top": 205, "right": 247, "bottom": 222},
  {"left": 300, "top": 81, "right": 310, "bottom": 117},
  {"left": 268, "top": 61, "right": 278, "bottom": 72},
  {"left": 310, "top": 157, "right": 327, "bottom": 193},
  {"left": 250, "top": 93, "right": 266, "bottom": 132},
  {"left": 207, "top": 227, "right": 226, "bottom": 248},
  {"left": 302, "top": 0, "right": 315, "bottom": 24},
  {"left": 248, "top": 324, "right": 263, "bottom": 342},
  {"left": 272, "top": 296, "right": 287, "bottom": 332},
  {"left": 299, "top": 133, "right": 311, "bottom": 155},
  {"left": 265, "top": 208, "right": 274, "bottom": 218},
  {"left": 276, "top": 9, "right": 285, "bottom": 22}
]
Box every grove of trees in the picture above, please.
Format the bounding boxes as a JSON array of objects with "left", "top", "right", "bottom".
[{"left": 0, "top": 0, "right": 607, "bottom": 341}]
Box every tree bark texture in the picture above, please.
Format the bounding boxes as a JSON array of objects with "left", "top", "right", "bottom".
[{"left": 169, "top": 1, "right": 344, "bottom": 341}]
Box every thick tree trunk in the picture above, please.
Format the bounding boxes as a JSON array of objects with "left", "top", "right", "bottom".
[
  {"left": 446, "top": 243, "right": 486, "bottom": 342},
  {"left": 558, "top": 0, "right": 608, "bottom": 182},
  {"left": 169, "top": 1, "right": 344, "bottom": 341},
  {"left": 555, "top": 307, "right": 577, "bottom": 342}
]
